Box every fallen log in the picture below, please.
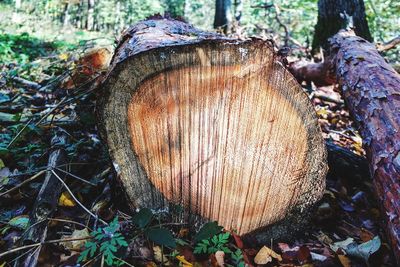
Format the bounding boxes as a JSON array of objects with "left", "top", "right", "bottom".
[
  {"left": 97, "top": 17, "right": 327, "bottom": 240},
  {"left": 329, "top": 30, "right": 400, "bottom": 262}
]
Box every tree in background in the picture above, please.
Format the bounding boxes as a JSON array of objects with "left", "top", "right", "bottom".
[
  {"left": 214, "top": 0, "right": 232, "bottom": 33},
  {"left": 164, "top": 0, "right": 185, "bottom": 18},
  {"left": 312, "top": 0, "right": 372, "bottom": 54}
]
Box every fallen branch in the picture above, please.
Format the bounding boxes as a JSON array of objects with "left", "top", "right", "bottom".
[
  {"left": 11, "top": 76, "right": 41, "bottom": 90},
  {"left": 0, "top": 170, "right": 46, "bottom": 197},
  {"left": 0, "top": 236, "right": 92, "bottom": 259},
  {"left": 16, "top": 131, "right": 68, "bottom": 266},
  {"left": 377, "top": 36, "right": 400, "bottom": 52}
]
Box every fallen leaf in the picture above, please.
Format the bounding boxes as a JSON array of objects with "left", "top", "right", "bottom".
[
  {"left": 61, "top": 228, "right": 89, "bottom": 250},
  {"left": 215, "top": 251, "right": 225, "bottom": 267},
  {"left": 8, "top": 215, "right": 29, "bottom": 229},
  {"left": 310, "top": 252, "right": 327, "bottom": 262},
  {"left": 178, "top": 228, "right": 189, "bottom": 238},
  {"left": 176, "top": 255, "right": 193, "bottom": 267},
  {"left": 254, "top": 246, "right": 282, "bottom": 264},
  {"left": 346, "top": 236, "right": 381, "bottom": 263},
  {"left": 359, "top": 228, "right": 374, "bottom": 242},
  {"left": 153, "top": 246, "right": 170, "bottom": 265},
  {"left": 297, "top": 246, "right": 311, "bottom": 264},
  {"left": 316, "top": 232, "right": 333, "bottom": 245},
  {"left": 337, "top": 254, "right": 351, "bottom": 267},
  {"left": 231, "top": 232, "right": 244, "bottom": 249},
  {"left": 58, "top": 192, "right": 76, "bottom": 207},
  {"left": 330, "top": 237, "right": 354, "bottom": 252}
]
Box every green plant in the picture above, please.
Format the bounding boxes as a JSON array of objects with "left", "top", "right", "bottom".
[
  {"left": 194, "top": 232, "right": 231, "bottom": 254},
  {"left": 78, "top": 217, "right": 128, "bottom": 266},
  {"left": 229, "top": 249, "right": 245, "bottom": 267}
]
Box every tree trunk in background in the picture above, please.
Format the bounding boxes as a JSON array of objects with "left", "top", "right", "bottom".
[
  {"left": 165, "top": 0, "right": 185, "bottom": 18},
  {"left": 62, "top": 2, "right": 70, "bottom": 27},
  {"left": 87, "top": 0, "right": 95, "bottom": 30},
  {"left": 214, "top": 0, "right": 232, "bottom": 33},
  {"left": 234, "top": 0, "right": 242, "bottom": 24},
  {"left": 312, "top": 0, "right": 372, "bottom": 54},
  {"left": 15, "top": 0, "right": 21, "bottom": 9},
  {"left": 97, "top": 17, "right": 327, "bottom": 242},
  {"left": 330, "top": 30, "right": 400, "bottom": 263}
]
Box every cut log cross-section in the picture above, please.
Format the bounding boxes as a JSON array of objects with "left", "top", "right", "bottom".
[{"left": 98, "top": 17, "right": 327, "bottom": 237}]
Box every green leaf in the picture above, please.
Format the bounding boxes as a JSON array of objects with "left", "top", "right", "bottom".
[
  {"left": 78, "top": 249, "right": 89, "bottom": 262},
  {"left": 8, "top": 215, "right": 29, "bottom": 229},
  {"left": 345, "top": 236, "right": 381, "bottom": 263},
  {"left": 146, "top": 227, "right": 176, "bottom": 248},
  {"left": 194, "top": 221, "right": 222, "bottom": 243},
  {"left": 132, "top": 208, "right": 153, "bottom": 228}
]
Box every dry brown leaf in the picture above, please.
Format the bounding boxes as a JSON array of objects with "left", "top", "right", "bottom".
[
  {"left": 153, "top": 246, "right": 171, "bottom": 266},
  {"left": 61, "top": 228, "right": 89, "bottom": 250},
  {"left": 338, "top": 254, "right": 351, "bottom": 267},
  {"left": 61, "top": 47, "right": 112, "bottom": 90},
  {"left": 254, "top": 246, "right": 282, "bottom": 264},
  {"left": 215, "top": 251, "right": 225, "bottom": 267}
]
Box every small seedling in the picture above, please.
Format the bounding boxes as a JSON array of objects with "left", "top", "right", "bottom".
[{"left": 78, "top": 217, "right": 128, "bottom": 266}]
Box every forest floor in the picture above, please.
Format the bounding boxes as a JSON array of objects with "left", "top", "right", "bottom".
[{"left": 0, "top": 32, "right": 396, "bottom": 267}]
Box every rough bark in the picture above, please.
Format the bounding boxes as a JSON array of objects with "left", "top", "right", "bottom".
[
  {"left": 329, "top": 30, "right": 400, "bottom": 263},
  {"left": 312, "top": 0, "right": 372, "bottom": 54},
  {"left": 97, "top": 17, "right": 327, "bottom": 239},
  {"left": 214, "top": 0, "right": 232, "bottom": 33}
]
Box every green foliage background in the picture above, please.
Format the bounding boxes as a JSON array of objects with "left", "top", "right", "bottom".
[{"left": 0, "top": 0, "right": 398, "bottom": 63}]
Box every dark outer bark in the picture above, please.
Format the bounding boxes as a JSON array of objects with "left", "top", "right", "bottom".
[
  {"left": 330, "top": 30, "right": 400, "bottom": 263},
  {"left": 214, "top": 0, "right": 232, "bottom": 33},
  {"left": 98, "top": 17, "right": 327, "bottom": 239},
  {"left": 18, "top": 132, "right": 68, "bottom": 267},
  {"left": 312, "top": 0, "right": 372, "bottom": 54}
]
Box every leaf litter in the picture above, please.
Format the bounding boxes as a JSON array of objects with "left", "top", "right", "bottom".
[{"left": 0, "top": 37, "right": 396, "bottom": 266}]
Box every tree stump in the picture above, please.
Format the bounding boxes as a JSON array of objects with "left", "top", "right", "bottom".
[{"left": 97, "top": 17, "right": 327, "bottom": 238}]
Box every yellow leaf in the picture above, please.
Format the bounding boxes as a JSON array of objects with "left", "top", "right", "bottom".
[
  {"left": 58, "top": 192, "right": 76, "bottom": 207},
  {"left": 338, "top": 254, "right": 351, "bottom": 267},
  {"left": 0, "top": 159, "right": 5, "bottom": 169},
  {"left": 59, "top": 53, "right": 69, "bottom": 61},
  {"left": 254, "top": 246, "right": 282, "bottom": 264},
  {"left": 176, "top": 255, "right": 193, "bottom": 267},
  {"left": 0, "top": 262, "right": 6, "bottom": 267}
]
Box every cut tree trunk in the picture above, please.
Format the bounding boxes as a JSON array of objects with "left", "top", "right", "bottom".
[
  {"left": 329, "top": 30, "right": 400, "bottom": 262},
  {"left": 312, "top": 0, "right": 372, "bottom": 54},
  {"left": 97, "top": 17, "right": 327, "bottom": 239}
]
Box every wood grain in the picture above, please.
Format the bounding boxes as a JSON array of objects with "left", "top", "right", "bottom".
[{"left": 97, "top": 17, "right": 327, "bottom": 237}]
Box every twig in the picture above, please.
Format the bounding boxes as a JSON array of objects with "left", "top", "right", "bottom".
[
  {"left": 55, "top": 167, "right": 97, "bottom": 186},
  {"left": 0, "top": 236, "right": 92, "bottom": 259},
  {"left": 51, "top": 169, "right": 107, "bottom": 225},
  {"left": 11, "top": 76, "right": 41, "bottom": 90},
  {"left": 0, "top": 170, "right": 46, "bottom": 197},
  {"left": 6, "top": 118, "right": 34, "bottom": 148},
  {"left": 35, "top": 97, "right": 67, "bottom": 126},
  {"left": 48, "top": 218, "right": 92, "bottom": 231},
  {"left": 377, "top": 36, "right": 400, "bottom": 52}
]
